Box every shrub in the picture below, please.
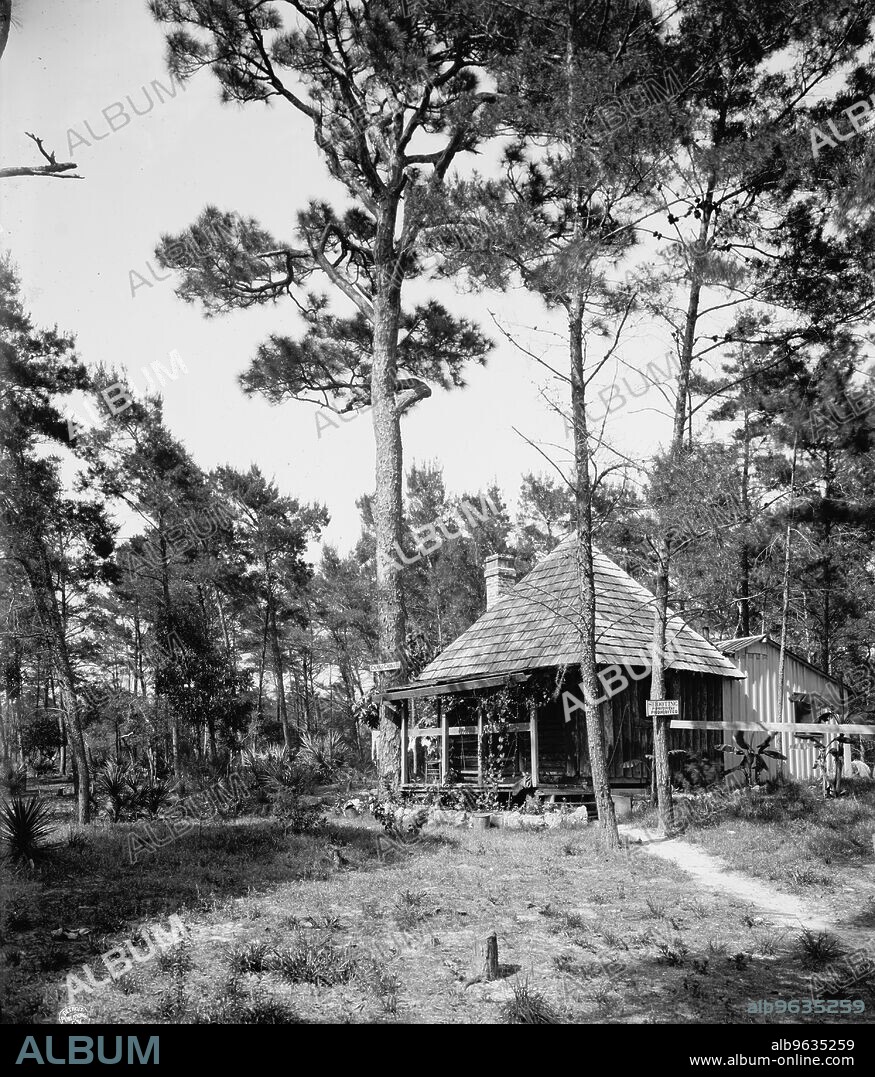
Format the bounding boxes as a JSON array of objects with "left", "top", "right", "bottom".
[
  {"left": 196, "top": 997, "right": 301, "bottom": 1024},
  {"left": 36, "top": 940, "right": 66, "bottom": 972},
  {"left": 0, "top": 796, "right": 55, "bottom": 863},
  {"left": 271, "top": 787, "right": 323, "bottom": 834},
  {"left": 356, "top": 957, "right": 401, "bottom": 1014},
  {"left": 0, "top": 765, "right": 28, "bottom": 796},
  {"left": 500, "top": 981, "right": 562, "bottom": 1024},
  {"left": 235, "top": 998, "right": 302, "bottom": 1024},
  {"left": 225, "top": 940, "right": 272, "bottom": 975},
  {"left": 393, "top": 889, "right": 428, "bottom": 930},
  {"left": 272, "top": 934, "right": 356, "bottom": 986},
  {"left": 3, "top": 897, "right": 34, "bottom": 932},
  {"left": 673, "top": 751, "right": 721, "bottom": 791},
  {"left": 644, "top": 896, "right": 666, "bottom": 920},
  {"left": 367, "top": 785, "right": 406, "bottom": 833},
  {"left": 156, "top": 941, "right": 194, "bottom": 976},
  {"left": 156, "top": 986, "right": 189, "bottom": 1022},
  {"left": 797, "top": 929, "right": 844, "bottom": 967},
  {"left": 655, "top": 939, "right": 688, "bottom": 966}
]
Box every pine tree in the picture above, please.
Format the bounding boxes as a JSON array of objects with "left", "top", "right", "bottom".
[
  {"left": 0, "top": 258, "right": 114, "bottom": 822},
  {"left": 148, "top": 0, "right": 514, "bottom": 783}
]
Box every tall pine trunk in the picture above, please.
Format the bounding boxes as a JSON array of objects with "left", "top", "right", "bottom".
[
  {"left": 268, "top": 595, "right": 292, "bottom": 751},
  {"left": 563, "top": 0, "right": 618, "bottom": 847},
  {"left": 649, "top": 540, "right": 673, "bottom": 832},
  {"left": 776, "top": 437, "right": 798, "bottom": 724},
  {"left": 649, "top": 179, "right": 717, "bottom": 835},
  {"left": 1, "top": 641, "right": 23, "bottom": 772},
  {"left": 737, "top": 409, "right": 752, "bottom": 635},
  {"left": 372, "top": 212, "right": 407, "bottom": 787},
  {"left": 57, "top": 708, "right": 67, "bottom": 776},
  {"left": 257, "top": 603, "right": 269, "bottom": 722},
  {"left": 569, "top": 303, "right": 620, "bottom": 848},
  {"left": 28, "top": 552, "right": 90, "bottom": 823},
  {"left": 821, "top": 446, "right": 833, "bottom": 674},
  {"left": 158, "top": 529, "right": 182, "bottom": 784}
]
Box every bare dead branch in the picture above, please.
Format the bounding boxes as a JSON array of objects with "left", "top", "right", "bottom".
[{"left": 0, "top": 132, "right": 81, "bottom": 180}]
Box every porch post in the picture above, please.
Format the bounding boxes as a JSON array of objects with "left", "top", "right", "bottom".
[
  {"left": 411, "top": 697, "right": 418, "bottom": 780},
  {"left": 439, "top": 698, "right": 449, "bottom": 782},
  {"left": 841, "top": 687, "right": 852, "bottom": 772},
  {"left": 529, "top": 699, "right": 539, "bottom": 787},
  {"left": 477, "top": 708, "right": 484, "bottom": 785},
  {"left": 400, "top": 699, "right": 409, "bottom": 786}
]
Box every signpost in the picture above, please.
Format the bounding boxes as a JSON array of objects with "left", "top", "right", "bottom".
[
  {"left": 646, "top": 699, "right": 680, "bottom": 717},
  {"left": 369, "top": 661, "right": 402, "bottom": 674}
]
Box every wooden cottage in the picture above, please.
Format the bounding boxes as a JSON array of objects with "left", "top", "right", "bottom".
[
  {"left": 379, "top": 535, "right": 746, "bottom": 803},
  {"left": 716, "top": 635, "right": 852, "bottom": 780}
]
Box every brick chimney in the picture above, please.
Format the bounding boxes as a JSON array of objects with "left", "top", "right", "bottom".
[{"left": 484, "top": 554, "right": 516, "bottom": 610}]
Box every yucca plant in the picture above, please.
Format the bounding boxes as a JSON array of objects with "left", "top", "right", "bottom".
[{"left": 0, "top": 796, "right": 56, "bottom": 863}]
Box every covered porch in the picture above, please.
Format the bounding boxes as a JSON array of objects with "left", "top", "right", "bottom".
[{"left": 379, "top": 669, "right": 651, "bottom": 806}]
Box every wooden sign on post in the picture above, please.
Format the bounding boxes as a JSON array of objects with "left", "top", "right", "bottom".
[
  {"left": 646, "top": 699, "right": 680, "bottom": 717},
  {"left": 370, "top": 662, "right": 402, "bottom": 673}
]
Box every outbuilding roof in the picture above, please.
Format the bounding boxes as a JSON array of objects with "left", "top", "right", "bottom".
[{"left": 717, "top": 634, "right": 846, "bottom": 688}]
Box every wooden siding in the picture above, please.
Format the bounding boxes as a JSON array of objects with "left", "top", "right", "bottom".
[{"left": 670, "top": 671, "right": 726, "bottom": 760}]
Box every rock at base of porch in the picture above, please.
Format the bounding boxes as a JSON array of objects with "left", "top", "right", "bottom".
[
  {"left": 424, "top": 808, "right": 471, "bottom": 829},
  {"left": 499, "top": 808, "right": 589, "bottom": 829},
  {"left": 549, "top": 806, "right": 590, "bottom": 828},
  {"left": 423, "top": 806, "right": 589, "bottom": 830}
]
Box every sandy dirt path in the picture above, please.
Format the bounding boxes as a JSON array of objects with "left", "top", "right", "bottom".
[{"left": 620, "top": 825, "right": 846, "bottom": 940}]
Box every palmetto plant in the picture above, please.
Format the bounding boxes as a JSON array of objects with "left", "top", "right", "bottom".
[
  {"left": 138, "top": 776, "right": 173, "bottom": 818},
  {"left": 298, "top": 731, "right": 347, "bottom": 778},
  {"left": 244, "top": 746, "right": 309, "bottom": 795},
  {"left": 0, "top": 765, "right": 27, "bottom": 796},
  {"left": 0, "top": 796, "right": 56, "bottom": 863},
  {"left": 95, "top": 761, "right": 144, "bottom": 821},
  {"left": 717, "top": 732, "right": 786, "bottom": 787}
]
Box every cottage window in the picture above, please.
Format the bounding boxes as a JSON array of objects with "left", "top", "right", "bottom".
[{"left": 792, "top": 696, "right": 814, "bottom": 723}]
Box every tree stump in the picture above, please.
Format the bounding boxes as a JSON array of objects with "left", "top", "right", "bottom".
[
  {"left": 463, "top": 932, "right": 500, "bottom": 988},
  {"left": 481, "top": 932, "right": 499, "bottom": 981}
]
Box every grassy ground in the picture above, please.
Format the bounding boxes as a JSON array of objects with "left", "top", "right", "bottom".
[
  {"left": 676, "top": 779, "right": 875, "bottom": 906},
  {"left": 3, "top": 789, "right": 873, "bottom": 1024}
]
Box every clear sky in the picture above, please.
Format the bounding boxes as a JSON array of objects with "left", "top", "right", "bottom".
[{"left": 0, "top": 0, "right": 685, "bottom": 552}]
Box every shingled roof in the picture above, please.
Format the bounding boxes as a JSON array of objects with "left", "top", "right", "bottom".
[{"left": 415, "top": 534, "right": 745, "bottom": 686}]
